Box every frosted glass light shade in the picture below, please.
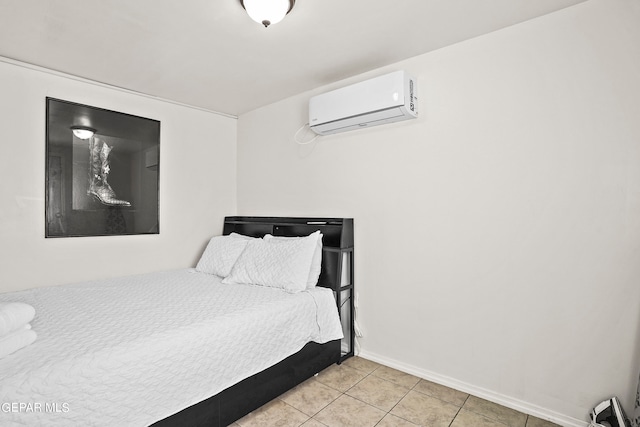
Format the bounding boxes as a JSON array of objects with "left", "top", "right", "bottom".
[
  {"left": 71, "top": 126, "right": 96, "bottom": 140},
  {"left": 242, "top": 0, "right": 294, "bottom": 27}
]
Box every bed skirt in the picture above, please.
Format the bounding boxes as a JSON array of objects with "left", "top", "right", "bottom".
[{"left": 153, "top": 339, "right": 341, "bottom": 427}]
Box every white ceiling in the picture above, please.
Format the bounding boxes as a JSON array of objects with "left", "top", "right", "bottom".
[{"left": 0, "top": 0, "right": 588, "bottom": 116}]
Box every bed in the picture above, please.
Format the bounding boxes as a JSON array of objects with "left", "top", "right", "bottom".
[{"left": 0, "top": 216, "right": 354, "bottom": 426}]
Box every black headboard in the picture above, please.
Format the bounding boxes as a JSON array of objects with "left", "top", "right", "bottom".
[{"left": 223, "top": 216, "right": 354, "bottom": 292}]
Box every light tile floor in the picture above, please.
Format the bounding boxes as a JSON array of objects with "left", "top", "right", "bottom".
[{"left": 231, "top": 357, "right": 561, "bottom": 427}]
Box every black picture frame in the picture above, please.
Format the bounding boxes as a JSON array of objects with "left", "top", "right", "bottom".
[{"left": 45, "top": 98, "right": 160, "bottom": 238}]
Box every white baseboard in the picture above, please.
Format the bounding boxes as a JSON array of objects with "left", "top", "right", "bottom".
[{"left": 356, "top": 350, "right": 588, "bottom": 427}]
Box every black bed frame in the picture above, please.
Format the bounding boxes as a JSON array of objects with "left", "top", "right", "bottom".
[{"left": 153, "top": 216, "right": 354, "bottom": 427}]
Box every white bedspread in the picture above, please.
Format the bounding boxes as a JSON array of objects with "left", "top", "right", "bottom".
[{"left": 0, "top": 269, "right": 343, "bottom": 426}]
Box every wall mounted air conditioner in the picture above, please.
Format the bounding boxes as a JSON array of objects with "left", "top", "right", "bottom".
[{"left": 309, "top": 70, "right": 418, "bottom": 136}]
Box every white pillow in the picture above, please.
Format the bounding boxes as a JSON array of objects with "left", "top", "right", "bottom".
[
  {"left": 195, "top": 235, "right": 249, "bottom": 277},
  {"left": 229, "top": 232, "right": 258, "bottom": 241},
  {"left": 264, "top": 232, "right": 323, "bottom": 289},
  {"left": 222, "top": 231, "right": 320, "bottom": 293}
]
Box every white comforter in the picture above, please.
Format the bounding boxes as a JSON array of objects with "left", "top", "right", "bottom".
[{"left": 0, "top": 269, "right": 343, "bottom": 426}]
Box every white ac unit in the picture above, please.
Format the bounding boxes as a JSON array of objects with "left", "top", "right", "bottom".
[{"left": 309, "top": 70, "right": 418, "bottom": 136}]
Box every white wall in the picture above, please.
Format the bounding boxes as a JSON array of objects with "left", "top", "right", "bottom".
[
  {"left": 237, "top": 0, "right": 640, "bottom": 425},
  {"left": 0, "top": 58, "right": 237, "bottom": 292}
]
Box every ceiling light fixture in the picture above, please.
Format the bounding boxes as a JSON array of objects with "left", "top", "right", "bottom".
[
  {"left": 240, "top": 0, "right": 295, "bottom": 28},
  {"left": 70, "top": 125, "right": 97, "bottom": 140}
]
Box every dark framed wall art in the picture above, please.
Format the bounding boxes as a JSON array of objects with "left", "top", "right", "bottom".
[{"left": 45, "top": 98, "right": 160, "bottom": 237}]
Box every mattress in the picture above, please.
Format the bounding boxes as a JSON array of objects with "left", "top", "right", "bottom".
[{"left": 0, "top": 269, "right": 343, "bottom": 426}]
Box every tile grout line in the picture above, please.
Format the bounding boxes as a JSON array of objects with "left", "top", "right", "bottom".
[
  {"left": 347, "top": 361, "right": 472, "bottom": 427},
  {"left": 448, "top": 394, "right": 471, "bottom": 427},
  {"left": 343, "top": 365, "right": 392, "bottom": 425},
  {"left": 274, "top": 358, "right": 549, "bottom": 427},
  {"left": 278, "top": 375, "right": 342, "bottom": 425},
  {"left": 306, "top": 363, "right": 381, "bottom": 426},
  {"left": 370, "top": 365, "right": 422, "bottom": 426},
  {"left": 238, "top": 358, "right": 535, "bottom": 427},
  {"left": 324, "top": 363, "right": 417, "bottom": 427}
]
